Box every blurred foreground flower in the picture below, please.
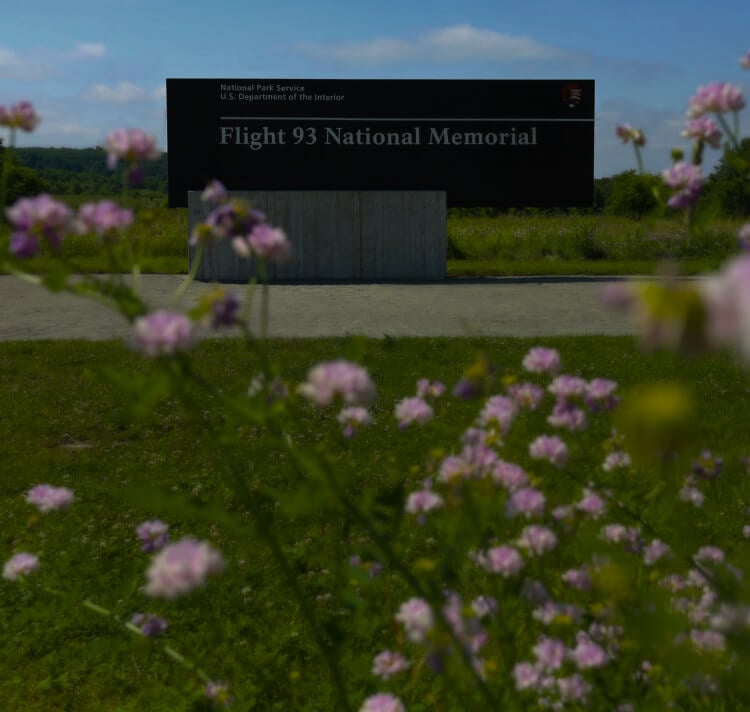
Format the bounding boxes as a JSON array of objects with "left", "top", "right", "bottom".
[
  {"left": 662, "top": 162, "right": 703, "bottom": 209},
  {"left": 25, "top": 484, "right": 74, "bottom": 512},
  {"left": 298, "top": 360, "right": 376, "bottom": 407},
  {"left": 232, "top": 223, "right": 291, "bottom": 262},
  {"left": 131, "top": 310, "right": 195, "bottom": 357},
  {"left": 687, "top": 82, "right": 745, "bottom": 117},
  {"left": 681, "top": 117, "right": 723, "bottom": 149},
  {"left": 615, "top": 124, "right": 645, "bottom": 146},
  {"left": 75, "top": 200, "right": 134, "bottom": 239},
  {"left": 0, "top": 101, "right": 39, "bottom": 132},
  {"left": 145, "top": 538, "right": 225, "bottom": 599},
  {"left": 3, "top": 552, "right": 39, "bottom": 581},
  {"left": 359, "top": 693, "right": 405, "bottom": 712},
  {"left": 105, "top": 128, "right": 159, "bottom": 170},
  {"left": 6, "top": 194, "right": 73, "bottom": 258}
]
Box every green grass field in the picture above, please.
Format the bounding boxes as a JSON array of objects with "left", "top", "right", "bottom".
[
  {"left": 1, "top": 199, "right": 744, "bottom": 277},
  {"left": 2, "top": 336, "right": 750, "bottom": 710}
]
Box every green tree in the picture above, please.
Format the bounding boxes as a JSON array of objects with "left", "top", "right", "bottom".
[
  {"left": 0, "top": 140, "right": 49, "bottom": 206},
  {"left": 605, "top": 170, "right": 660, "bottom": 219},
  {"left": 702, "top": 138, "right": 750, "bottom": 218}
]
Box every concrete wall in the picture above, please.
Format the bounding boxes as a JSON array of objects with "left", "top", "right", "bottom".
[{"left": 187, "top": 191, "right": 446, "bottom": 282}]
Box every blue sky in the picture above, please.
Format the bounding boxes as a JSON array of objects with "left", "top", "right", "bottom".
[{"left": 2, "top": 0, "right": 748, "bottom": 177}]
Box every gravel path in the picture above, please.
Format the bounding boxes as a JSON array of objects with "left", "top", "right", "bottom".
[{"left": 0, "top": 274, "right": 653, "bottom": 341}]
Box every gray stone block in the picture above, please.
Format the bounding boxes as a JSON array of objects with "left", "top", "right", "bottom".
[{"left": 187, "top": 191, "right": 446, "bottom": 282}]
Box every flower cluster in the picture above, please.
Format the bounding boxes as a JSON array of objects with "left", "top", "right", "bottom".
[
  {"left": 687, "top": 82, "right": 745, "bottom": 117},
  {"left": 131, "top": 310, "right": 195, "bottom": 357},
  {"left": 0, "top": 101, "right": 39, "bottom": 132},
  {"left": 144, "top": 537, "right": 225, "bottom": 599},
  {"left": 6, "top": 194, "right": 73, "bottom": 258},
  {"left": 75, "top": 200, "right": 134, "bottom": 238},
  {"left": 105, "top": 128, "right": 160, "bottom": 170},
  {"left": 298, "top": 360, "right": 376, "bottom": 407},
  {"left": 662, "top": 162, "right": 703, "bottom": 209},
  {"left": 615, "top": 124, "right": 646, "bottom": 146}
]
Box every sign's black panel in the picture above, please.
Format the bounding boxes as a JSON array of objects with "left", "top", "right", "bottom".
[{"left": 167, "top": 79, "right": 594, "bottom": 208}]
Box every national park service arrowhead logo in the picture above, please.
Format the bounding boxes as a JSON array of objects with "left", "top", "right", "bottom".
[{"left": 561, "top": 83, "right": 583, "bottom": 109}]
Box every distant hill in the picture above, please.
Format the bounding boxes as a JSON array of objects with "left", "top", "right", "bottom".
[{"left": 14, "top": 147, "right": 167, "bottom": 195}]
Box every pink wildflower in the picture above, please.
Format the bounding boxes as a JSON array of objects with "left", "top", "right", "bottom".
[
  {"left": 506, "top": 487, "right": 546, "bottom": 518},
  {"left": 75, "top": 200, "right": 133, "bottom": 237},
  {"left": 547, "top": 398, "right": 587, "bottom": 431},
  {"left": 6, "top": 194, "right": 73, "bottom": 255},
  {"left": 601, "top": 524, "right": 640, "bottom": 546},
  {"left": 615, "top": 124, "right": 646, "bottom": 146},
  {"left": 518, "top": 525, "right": 558, "bottom": 555},
  {"left": 529, "top": 435, "right": 568, "bottom": 468},
  {"left": 201, "top": 179, "right": 228, "bottom": 204},
  {"left": 233, "top": 223, "right": 291, "bottom": 263},
  {"left": 562, "top": 568, "right": 592, "bottom": 591},
  {"left": 743, "top": 525, "right": 750, "bottom": 538},
  {"left": 25, "top": 484, "right": 74, "bottom": 512},
  {"left": 687, "top": 82, "right": 745, "bottom": 117},
  {"left": 0, "top": 101, "right": 39, "bottom": 131},
  {"left": 337, "top": 406, "right": 372, "bottom": 437},
  {"left": 394, "top": 397, "right": 433, "bottom": 428},
  {"left": 690, "top": 629, "right": 725, "bottom": 652},
  {"left": 508, "top": 382, "right": 545, "bottom": 410},
  {"left": 478, "top": 395, "right": 517, "bottom": 433},
  {"left": 145, "top": 538, "right": 225, "bottom": 599},
  {"left": 471, "top": 595, "right": 498, "bottom": 618},
  {"left": 136, "top": 520, "right": 169, "bottom": 553},
  {"left": 576, "top": 488, "right": 606, "bottom": 518},
  {"left": 557, "top": 674, "right": 591, "bottom": 702},
  {"left": 130, "top": 612, "right": 168, "bottom": 637},
  {"left": 359, "top": 693, "right": 406, "bottom": 712},
  {"left": 682, "top": 117, "right": 723, "bottom": 149},
  {"left": 522, "top": 347, "right": 561, "bottom": 374},
  {"left": 533, "top": 635, "right": 567, "bottom": 670},
  {"left": 548, "top": 375, "right": 587, "bottom": 399},
  {"left": 405, "top": 483, "right": 443, "bottom": 520},
  {"left": 513, "top": 661, "right": 540, "bottom": 690},
  {"left": 491, "top": 460, "right": 529, "bottom": 490},
  {"left": 703, "top": 254, "right": 750, "bottom": 359},
  {"left": 299, "top": 360, "right": 376, "bottom": 407},
  {"left": 205, "top": 681, "right": 233, "bottom": 708},
  {"left": 662, "top": 162, "right": 703, "bottom": 209},
  {"left": 695, "top": 546, "right": 724, "bottom": 564},
  {"left": 416, "top": 378, "right": 445, "bottom": 399},
  {"left": 603, "top": 451, "right": 631, "bottom": 472},
  {"left": 372, "top": 651, "right": 410, "bottom": 680},
  {"left": 572, "top": 633, "right": 608, "bottom": 669},
  {"left": 105, "top": 128, "right": 159, "bottom": 170},
  {"left": 585, "top": 378, "right": 618, "bottom": 411},
  {"left": 679, "top": 485, "right": 705, "bottom": 507},
  {"left": 474, "top": 545, "right": 525, "bottom": 577},
  {"left": 741, "top": 50, "right": 750, "bottom": 69},
  {"left": 644, "top": 539, "right": 670, "bottom": 565},
  {"left": 438, "top": 453, "right": 474, "bottom": 483},
  {"left": 3, "top": 552, "right": 39, "bottom": 581},
  {"left": 132, "top": 310, "right": 195, "bottom": 357},
  {"left": 395, "top": 597, "right": 433, "bottom": 643}
]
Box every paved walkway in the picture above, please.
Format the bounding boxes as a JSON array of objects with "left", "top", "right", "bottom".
[{"left": 0, "top": 274, "right": 652, "bottom": 341}]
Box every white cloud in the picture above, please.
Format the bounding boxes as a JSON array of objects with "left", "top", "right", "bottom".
[
  {"left": 296, "top": 25, "right": 567, "bottom": 65},
  {"left": 0, "top": 46, "right": 51, "bottom": 80},
  {"left": 85, "top": 81, "right": 147, "bottom": 104},
  {"left": 71, "top": 42, "right": 107, "bottom": 58},
  {"left": 152, "top": 84, "right": 166, "bottom": 100}
]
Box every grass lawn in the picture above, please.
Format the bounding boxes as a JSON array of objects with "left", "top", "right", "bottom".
[
  {"left": 2, "top": 336, "right": 750, "bottom": 710},
  {"left": 1, "top": 206, "right": 743, "bottom": 277}
]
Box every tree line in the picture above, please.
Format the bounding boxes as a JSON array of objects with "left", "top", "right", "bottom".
[{"left": 2, "top": 143, "right": 748, "bottom": 218}]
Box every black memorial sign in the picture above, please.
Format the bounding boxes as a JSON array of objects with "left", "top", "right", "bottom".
[{"left": 166, "top": 79, "right": 594, "bottom": 208}]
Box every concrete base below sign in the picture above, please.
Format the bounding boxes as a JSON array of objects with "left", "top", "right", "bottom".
[{"left": 187, "top": 191, "right": 446, "bottom": 282}]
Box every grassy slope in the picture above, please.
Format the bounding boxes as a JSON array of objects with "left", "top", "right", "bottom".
[{"left": 2, "top": 336, "right": 750, "bottom": 710}]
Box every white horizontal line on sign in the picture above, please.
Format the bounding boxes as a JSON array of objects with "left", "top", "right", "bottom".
[{"left": 218, "top": 116, "right": 594, "bottom": 122}]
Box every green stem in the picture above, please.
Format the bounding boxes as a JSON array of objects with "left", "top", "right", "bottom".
[
  {"left": 81, "top": 599, "right": 212, "bottom": 684},
  {"left": 0, "top": 127, "right": 14, "bottom": 210},
  {"left": 716, "top": 113, "right": 741, "bottom": 152},
  {"left": 227, "top": 461, "right": 352, "bottom": 711},
  {"left": 633, "top": 144, "right": 644, "bottom": 175},
  {"left": 175, "top": 243, "right": 203, "bottom": 303}
]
